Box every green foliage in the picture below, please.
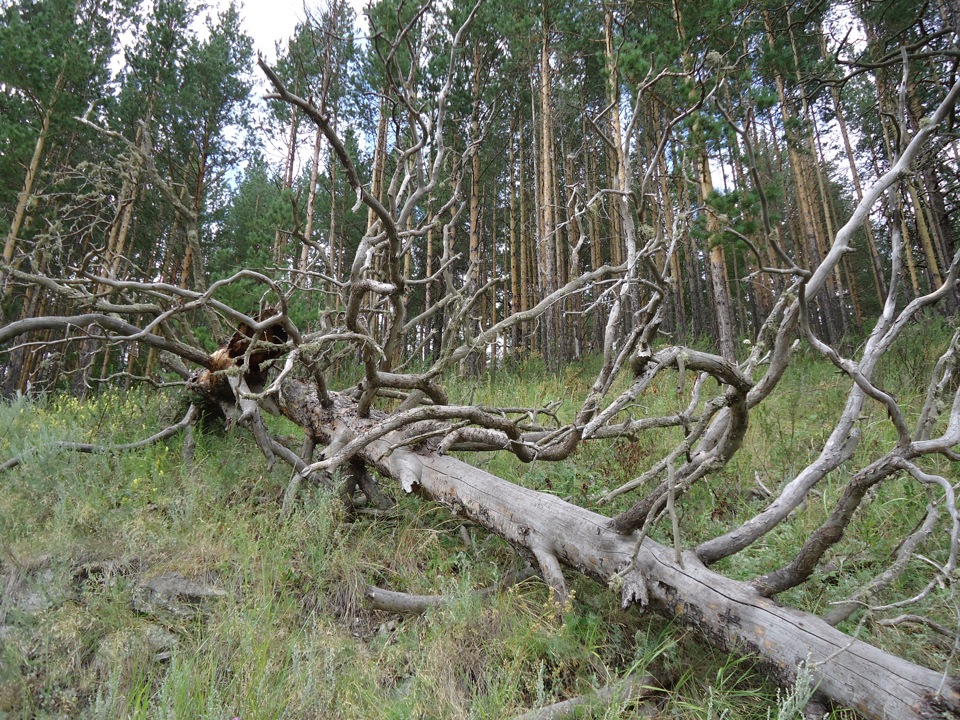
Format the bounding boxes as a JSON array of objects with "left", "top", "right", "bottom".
[
  {"left": 115, "top": 0, "right": 197, "bottom": 130},
  {"left": 211, "top": 158, "right": 283, "bottom": 278},
  {"left": 0, "top": 0, "right": 132, "bottom": 227},
  {"left": 1, "top": 0, "right": 959, "bottom": 708}
]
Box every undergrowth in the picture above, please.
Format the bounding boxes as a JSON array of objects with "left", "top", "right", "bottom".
[{"left": 0, "top": 325, "right": 955, "bottom": 718}]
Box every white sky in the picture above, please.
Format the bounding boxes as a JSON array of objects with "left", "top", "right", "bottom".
[
  {"left": 238, "top": 0, "right": 306, "bottom": 60},
  {"left": 220, "top": 0, "right": 370, "bottom": 173},
  {"left": 235, "top": 0, "right": 368, "bottom": 62}
]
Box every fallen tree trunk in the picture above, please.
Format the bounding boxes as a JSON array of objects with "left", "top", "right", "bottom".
[{"left": 279, "top": 380, "right": 960, "bottom": 720}]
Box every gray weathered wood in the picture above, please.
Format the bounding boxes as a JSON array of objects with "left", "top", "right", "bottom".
[{"left": 277, "top": 380, "right": 960, "bottom": 720}]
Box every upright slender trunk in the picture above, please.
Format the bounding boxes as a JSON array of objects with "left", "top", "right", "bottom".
[
  {"left": 679, "top": 169, "right": 707, "bottom": 340},
  {"left": 367, "top": 97, "right": 389, "bottom": 237},
  {"left": 300, "top": 126, "right": 324, "bottom": 285},
  {"left": 764, "top": 12, "right": 840, "bottom": 341},
  {"left": 464, "top": 43, "right": 484, "bottom": 375},
  {"left": 274, "top": 109, "right": 300, "bottom": 266},
  {"left": 660, "top": 151, "right": 685, "bottom": 338},
  {"left": 101, "top": 142, "right": 140, "bottom": 290},
  {"left": 4, "top": 71, "right": 65, "bottom": 266},
  {"left": 862, "top": 16, "right": 921, "bottom": 298},
  {"left": 808, "top": 97, "right": 850, "bottom": 337},
  {"left": 588, "top": 136, "right": 606, "bottom": 349},
  {"left": 906, "top": 180, "right": 943, "bottom": 290},
  {"left": 700, "top": 155, "right": 737, "bottom": 361},
  {"left": 538, "top": 9, "right": 559, "bottom": 366},
  {"left": 789, "top": 18, "right": 845, "bottom": 338},
  {"left": 564, "top": 148, "right": 583, "bottom": 360},
  {"left": 529, "top": 76, "right": 542, "bottom": 357},
  {"left": 178, "top": 179, "right": 206, "bottom": 293},
  {"left": 489, "top": 178, "right": 498, "bottom": 335},
  {"left": 603, "top": 9, "right": 624, "bottom": 270},
  {"left": 424, "top": 196, "right": 435, "bottom": 363},
  {"left": 2, "top": 284, "right": 45, "bottom": 396},
  {"left": 829, "top": 73, "right": 886, "bottom": 305},
  {"left": 508, "top": 112, "right": 521, "bottom": 354},
  {"left": 330, "top": 158, "right": 341, "bottom": 296},
  {"left": 908, "top": 80, "right": 952, "bottom": 282},
  {"left": 518, "top": 121, "right": 531, "bottom": 353},
  {"left": 368, "top": 96, "right": 390, "bottom": 345}
]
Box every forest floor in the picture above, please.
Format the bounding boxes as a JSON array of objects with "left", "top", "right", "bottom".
[{"left": 1, "top": 324, "right": 956, "bottom": 719}]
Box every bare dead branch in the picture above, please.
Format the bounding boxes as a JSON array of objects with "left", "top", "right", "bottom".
[
  {"left": 0, "top": 313, "right": 210, "bottom": 368},
  {"left": 1, "top": 404, "right": 197, "bottom": 473},
  {"left": 510, "top": 672, "right": 662, "bottom": 720},
  {"left": 364, "top": 566, "right": 536, "bottom": 615},
  {"left": 824, "top": 505, "right": 939, "bottom": 626}
]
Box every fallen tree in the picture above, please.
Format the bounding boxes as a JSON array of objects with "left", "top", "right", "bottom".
[
  {"left": 3, "top": 3, "right": 960, "bottom": 718},
  {"left": 274, "top": 379, "right": 960, "bottom": 720}
]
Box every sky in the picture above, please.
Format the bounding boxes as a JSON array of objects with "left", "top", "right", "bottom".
[
  {"left": 220, "top": 0, "right": 370, "bottom": 173},
  {"left": 238, "top": 0, "right": 307, "bottom": 60},
  {"left": 235, "top": 0, "right": 369, "bottom": 62}
]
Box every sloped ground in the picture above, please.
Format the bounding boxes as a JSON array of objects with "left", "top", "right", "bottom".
[{"left": 0, "top": 345, "right": 953, "bottom": 718}]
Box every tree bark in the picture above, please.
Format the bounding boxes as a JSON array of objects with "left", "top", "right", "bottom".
[
  {"left": 466, "top": 42, "right": 484, "bottom": 375},
  {"left": 518, "top": 115, "right": 531, "bottom": 353},
  {"left": 508, "top": 111, "right": 522, "bottom": 354},
  {"left": 3, "top": 71, "right": 66, "bottom": 268},
  {"left": 830, "top": 78, "right": 887, "bottom": 306}
]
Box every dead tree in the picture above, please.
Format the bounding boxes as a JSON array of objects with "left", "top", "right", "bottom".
[{"left": 2, "top": 5, "right": 960, "bottom": 719}]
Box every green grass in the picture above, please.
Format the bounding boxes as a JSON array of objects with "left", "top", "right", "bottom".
[{"left": 1, "top": 329, "right": 956, "bottom": 718}]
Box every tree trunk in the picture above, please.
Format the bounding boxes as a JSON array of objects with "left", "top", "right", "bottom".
[
  {"left": 588, "top": 136, "right": 607, "bottom": 349},
  {"left": 680, "top": 172, "right": 708, "bottom": 340},
  {"left": 700, "top": 155, "right": 737, "bottom": 361},
  {"left": 787, "top": 16, "right": 847, "bottom": 341},
  {"left": 489, "top": 178, "right": 499, "bottom": 344},
  {"left": 518, "top": 117, "right": 531, "bottom": 353},
  {"left": 274, "top": 107, "right": 300, "bottom": 266},
  {"left": 603, "top": 9, "right": 624, "bottom": 271},
  {"left": 907, "top": 180, "right": 943, "bottom": 291},
  {"left": 563, "top": 145, "right": 582, "bottom": 360},
  {"left": 509, "top": 111, "right": 522, "bottom": 355},
  {"left": 465, "top": 42, "right": 484, "bottom": 376},
  {"left": 2, "top": 284, "right": 44, "bottom": 396},
  {"left": 830, "top": 78, "right": 886, "bottom": 306},
  {"left": 277, "top": 380, "right": 960, "bottom": 720},
  {"left": 538, "top": 8, "right": 559, "bottom": 367},
  {"left": 3, "top": 71, "right": 65, "bottom": 267},
  {"left": 330, "top": 153, "right": 342, "bottom": 297},
  {"left": 300, "top": 126, "right": 324, "bottom": 283},
  {"left": 764, "top": 12, "right": 841, "bottom": 341},
  {"left": 424, "top": 197, "right": 436, "bottom": 364}
]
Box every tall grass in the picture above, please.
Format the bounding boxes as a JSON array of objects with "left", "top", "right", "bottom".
[{"left": 0, "top": 328, "right": 954, "bottom": 717}]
